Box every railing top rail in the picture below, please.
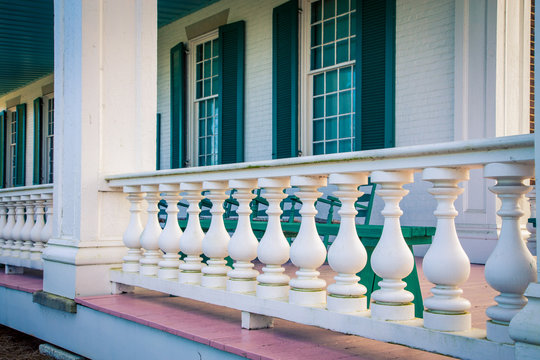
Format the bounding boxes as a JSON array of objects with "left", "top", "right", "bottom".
[
  {"left": 105, "top": 134, "right": 534, "bottom": 187},
  {"left": 0, "top": 184, "right": 53, "bottom": 196}
]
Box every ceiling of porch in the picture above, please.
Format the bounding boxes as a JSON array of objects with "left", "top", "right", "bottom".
[{"left": 0, "top": 0, "right": 218, "bottom": 98}]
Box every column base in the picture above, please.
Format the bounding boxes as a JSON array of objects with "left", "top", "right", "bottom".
[
  {"left": 30, "top": 259, "right": 43, "bottom": 270},
  {"left": 158, "top": 267, "right": 179, "bottom": 280},
  {"left": 179, "top": 271, "right": 202, "bottom": 285},
  {"left": 289, "top": 288, "right": 326, "bottom": 307},
  {"left": 256, "top": 283, "right": 289, "bottom": 300},
  {"left": 122, "top": 262, "right": 140, "bottom": 273},
  {"left": 370, "top": 302, "right": 415, "bottom": 321},
  {"left": 423, "top": 310, "right": 471, "bottom": 332},
  {"left": 201, "top": 274, "right": 227, "bottom": 289},
  {"left": 327, "top": 294, "right": 367, "bottom": 313},
  {"left": 487, "top": 320, "right": 513, "bottom": 344},
  {"left": 227, "top": 278, "right": 257, "bottom": 294},
  {"left": 515, "top": 342, "right": 540, "bottom": 360}
]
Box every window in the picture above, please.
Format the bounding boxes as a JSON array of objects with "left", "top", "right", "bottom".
[
  {"left": 6, "top": 108, "right": 17, "bottom": 187},
  {"left": 0, "top": 103, "right": 26, "bottom": 188},
  {"left": 190, "top": 33, "right": 220, "bottom": 166},
  {"left": 43, "top": 96, "right": 54, "bottom": 183}
]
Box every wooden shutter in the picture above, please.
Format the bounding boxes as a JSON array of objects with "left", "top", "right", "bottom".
[
  {"left": 15, "top": 103, "right": 26, "bottom": 186},
  {"left": 218, "top": 21, "right": 245, "bottom": 164},
  {"left": 170, "top": 42, "right": 186, "bottom": 169},
  {"left": 33, "top": 97, "right": 43, "bottom": 184},
  {"left": 272, "top": 0, "right": 298, "bottom": 159},
  {"left": 0, "top": 111, "right": 5, "bottom": 188},
  {"left": 355, "top": 0, "right": 395, "bottom": 150}
]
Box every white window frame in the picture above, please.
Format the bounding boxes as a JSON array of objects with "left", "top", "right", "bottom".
[
  {"left": 187, "top": 29, "right": 219, "bottom": 167},
  {"left": 42, "top": 94, "right": 54, "bottom": 184},
  {"left": 5, "top": 106, "right": 17, "bottom": 188},
  {"left": 300, "top": 0, "right": 357, "bottom": 156}
]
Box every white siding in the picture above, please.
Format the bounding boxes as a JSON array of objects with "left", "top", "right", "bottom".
[{"left": 0, "top": 74, "right": 54, "bottom": 186}]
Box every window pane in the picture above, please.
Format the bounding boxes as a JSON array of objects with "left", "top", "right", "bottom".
[
  {"left": 212, "top": 77, "right": 219, "bottom": 95},
  {"left": 323, "top": 19, "right": 335, "bottom": 44},
  {"left": 199, "top": 119, "right": 205, "bottom": 136},
  {"left": 336, "top": 15, "right": 349, "bottom": 39},
  {"left": 311, "top": 1, "right": 322, "bottom": 23},
  {"left": 196, "top": 63, "right": 203, "bottom": 80},
  {"left": 207, "top": 118, "right": 214, "bottom": 135},
  {"left": 199, "top": 101, "right": 205, "bottom": 118},
  {"left": 196, "top": 81, "right": 202, "bottom": 98},
  {"left": 212, "top": 58, "right": 219, "bottom": 76},
  {"left": 339, "top": 67, "right": 352, "bottom": 89},
  {"left": 323, "top": 0, "right": 335, "bottom": 19},
  {"left": 314, "top": 73, "right": 325, "bottom": 96},
  {"left": 313, "top": 119, "right": 324, "bottom": 141},
  {"left": 326, "top": 140, "right": 337, "bottom": 154},
  {"left": 313, "top": 96, "right": 325, "bottom": 118},
  {"left": 196, "top": 44, "right": 203, "bottom": 62},
  {"left": 336, "top": 39, "right": 349, "bottom": 63},
  {"left": 204, "top": 41, "right": 211, "bottom": 59},
  {"left": 212, "top": 39, "right": 219, "bottom": 57},
  {"left": 311, "top": 47, "right": 322, "bottom": 70},
  {"left": 199, "top": 137, "right": 205, "bottom": 155},
  {"left": 204, "top": 79, "right": 211, "bottom": 97},
  {"left": 207, "top": 100, "right": 213, "bottom": 116},
  {"left": 326, "top": 70, "right": 337, "bottom": 93},
  {"left": 339, "top": 90, "right": 351, "bottom": 114},
  {"left": 311, "top": 24, "right": 322, "bottom": 47},
  {"left": 326, "top": 117, "right": 337, "bottom": 139},
  {"left": 313, "top": 142, "right": 324, "bottom": 155},
  {"left": 339, "top": 139, "right": 352, "bottom": 152},
  {"left": 350, "top": 12, "right": 356, "bottom": 36},
  {"left": 339, "top": 115, "right": 351, "bottom": 137},
  {"left": 323, "top": 43, "right": 335, "bottom": 67},
  {"left": 326, "top": 94, "right": 337, "bottom": 116},
  {"left": 207, "top": 137, "right": 213, "bottom": 153},
  {"left": 350, "top": 37, "right": 356, "bottom": 58},
  {"left": 204, "top": 60, "right": 211, "bottom": 77},
  {"left": 337, "top": 0, "right": 349, "bottom": 15}
]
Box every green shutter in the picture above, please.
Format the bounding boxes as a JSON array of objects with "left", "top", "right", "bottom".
[
  {"left": 0, "top": 111, "right": 5, "bottom": 188},
  {"left": 33, "top": 97, "right": 43, "bottom": 184},
  {"left": 272, "top": 0, "right": 298, "bottom": 159},
  {"left": 156, "top": 113, "right": 161, "bottom": 170},
  {"left": 355, "top": 0, "right": 395, "bottom": 150},
  {"left": 15, "top": 103, "right": 26, "bottom": 186},
  {"left": 218, "top": 21, "right": 245, "bottom": 164},
  {"left": 170, "top": 42, "right": 186, "bottom": 169}
]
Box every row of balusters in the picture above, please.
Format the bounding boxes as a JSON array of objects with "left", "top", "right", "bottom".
[
  {"left": 120, "top": 164, "right": 537, "bottom": 340},
  {"left": 0, "top": 192, "right": 53, "bottom": 267}
]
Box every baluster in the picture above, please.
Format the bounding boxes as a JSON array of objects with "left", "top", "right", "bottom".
[
  {"left": 158, "top": 184, "right": 182, "bottom": 280},
  {"left": 370, "top": 170, "right": 415, "bottom": 320},
  {"left": 484, "top": 163, "right": 537, "bottom": 343},
  {"left": 122, "top": 186, "right": 145, "bottom": 273},
  {"left": 29, "top": 194, "right": 46, "bottom": 263},
  {"left": 10, "top": 196, "right": 25, "bottom": 258},
  {"left": 178, "top": 182, "right": 205, "bottom": 284},
  {"left": 41, "top": 193, "right": 53, "bottom": 247},
  {"left": 327, "top": 172, "right": 369, "bottom": 313},
  {"left": 201, "top": 181, "right": 231, "bottom": 289},
  {"left": 2, "top": 197, "right": 15, "bottom": 257},
  {"left": 227, "top": 179, "right": 259, "bottom": 293},
  {"left": 422, "top": 167, "right": 471, "bottom": 331},
  {"left": 525, "top": 186, "right": 536, "bottom": 255},
  {"left": 0, "top": 199, "right": 7, "bottom": 258},
  {"left": 289, "top": 175, "right": 327, "bottom": 306},
  {"left": 19, "top": 195, "right": 35, "bottom": 263},
  {"left": 139, "top": 185, "right": 163, "bottom": 276},
  {"left": 256, "top": 177, "right": 291, "bottom": 299}
]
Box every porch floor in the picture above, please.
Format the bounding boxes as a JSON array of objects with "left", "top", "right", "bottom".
[{"left": 0, "top": 259, "right": 496, "bottom": 360}]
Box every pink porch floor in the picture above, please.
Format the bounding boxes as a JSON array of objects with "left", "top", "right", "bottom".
[{"left": 0, "top": 260, "right": 496, "bottom": 359}]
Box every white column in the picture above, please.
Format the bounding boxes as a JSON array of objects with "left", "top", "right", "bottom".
[
  {"left": 121, "top": 186, "right": 145, "bottom": 273},
  {"left": 19, "top": 195, "right": 35, "bottom": 264},
  {"left": 41, "top": 193, "right": 53, "bottom": 247},
  {"left": 422, "top": 167, "right": 471, "bottom": 331},
  {"left": 178, "top": 182, "right": 205, "bottom": 284},
  {"left": 10, "top": 196, "right": 25, "bottom": 259},
  {"left": 139, "top": 185, "right": 162, "bottom": 276},
  {"left": 201, "top": 181, "right": 231, "bottom": 289},
  {"left": 525, "top": 186, "right": 536, "bottom": 255},
  {"left": 44, "top": 0, "right": 157, "bottom": 298},
  {"left": 0, "top": 199, "right": 7, "bottom": 258},
  {"left": 2, "top": 197, "right": 15, "bottom": 257},
  {"left": 29, "top": 194, "right": 46, "bottom": 264},
  {"left": 227, "top": 179, "right": 259, "bottom": 293},
  {"left": 256, "top": 177, "right": 291, "bottom": 300},
  {"left": 157, "top": 184, "right": 182, "bottom": 280},
  {"left": 327, "top": 172, "right": 369, "bottom": 313},
  {"left": 484, "top": 163, "right": 537, "bottom": 343},
  {"left": 370, "top": 170, "right": 415, "bottom": 321},
  {"left": 289, "top": 175, "right": 328, "bottom": 307}
]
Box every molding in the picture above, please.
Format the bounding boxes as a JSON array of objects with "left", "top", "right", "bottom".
[{"left": 185, "top": 9, "right": 229, "bottom": 40}]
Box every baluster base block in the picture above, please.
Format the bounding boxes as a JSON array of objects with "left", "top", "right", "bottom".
[
  {"left": 122, "top": 262, "right": 140, "bottom": 273},
  {"left": 201, "top": 274, "right": 228, "bottom": 289},
  {"left": 30, "top": 259, "right": 43, "bottom": 270},
  {"left": 20, "top": 258, "right": 31, "bottom": 268},
  {"left": 289, "top": 288, "right": 326, "bottom": 307},
  {"left": 227, "top": 278, "right": 257, "bottom": 294},
  {"left": 158, "top": 267, "right": 179, "bottom": 280},
  {"left": 256, "top": 284, "right": 289, "bottom": 300},
  {"left": 370, "top": 302, "right": 415, "bottom": 321},
  {"left": 423, "top": 311, "right": 471, "bottom": 332},
  {"left": 179, "top": 271, "right": 202, "bottom": 285},
  {"left": 241, "top": 311, "right": 274, "bottom": 330},
  {"left": 327, "top": 295, "right": 367, "bottom": 313},
  {"left": 487, "top": 320, "right": 514, "bottom": 344},
  {"left": 139, "top": 264, "right": 158, "bottom": 277}
]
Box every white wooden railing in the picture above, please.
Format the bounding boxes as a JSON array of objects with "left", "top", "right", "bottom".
[
  {"left": 0, "top": 184, "right": 53, "bottom": 273},
  {"left": 106, "top": 134, "right": 536, "bottom": 360}
]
